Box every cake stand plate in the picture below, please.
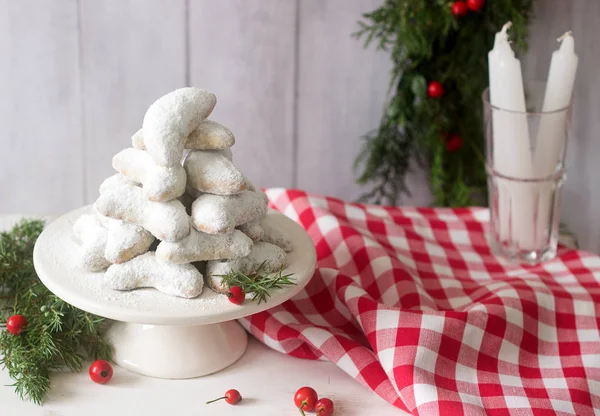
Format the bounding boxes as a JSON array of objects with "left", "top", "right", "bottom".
[{"left": 33, "top": 206, "right": 317, "bottom": 379}]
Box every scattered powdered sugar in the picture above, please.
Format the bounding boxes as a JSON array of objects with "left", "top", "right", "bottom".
[
  {"left": 112, "top": 148, "right": 186, "bottom": 202},
  {"left": 191, "top": 190, "right": 268, "bottom": 234},
  {"left": 36, "top": 207, "right": 313, "bottom": 323},
  {"left": 156, "top": 228, "right": 252, "bottom": 264}
]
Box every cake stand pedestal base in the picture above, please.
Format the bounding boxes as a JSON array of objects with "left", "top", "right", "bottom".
[{"left": 105, "top": 320, "right": 248, "bottom": 379}]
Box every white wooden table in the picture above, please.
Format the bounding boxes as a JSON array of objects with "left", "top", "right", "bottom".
[{"left": 0, "top": 215, "right": 404, "bottom": 416}]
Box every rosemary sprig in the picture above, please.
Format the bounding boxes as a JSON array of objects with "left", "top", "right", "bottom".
[
  {"left": 0, "top": 220, "right": 111, "bottom": 405},
  {"left": 218, "top": 261, "right": 296, "bottom": 304}
]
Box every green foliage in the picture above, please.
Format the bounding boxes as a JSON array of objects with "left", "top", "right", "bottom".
[
  {"left": 354, "top": 0, "right": 534, "bottom": 206},
  {"left": 0, "top": 220, "right": 111, "bottom": 405},
  {"left": 218, "top": 261, "right": 296, "bottom": 305}
]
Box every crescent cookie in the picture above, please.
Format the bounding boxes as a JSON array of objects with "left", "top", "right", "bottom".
[
  {"left": 99, "top": 173, "right": 139, "bottom": 194},
  {"left": 155, "top": 228, "right": 252, "bottom": 264},
  {"left": 112, "top": 148, "right": 186, "bottom": 202},
  {"left": 73, "top": 214, "right": 111, "bottom": 272},
  {"left": 105, "top": 252, "right": 204, "bottom": 298},
  {"left": 132, "top": 120, "right": 234, "bottom": 151},
  {"left": 96, "top": 184, "right": 190, "bottom": 242},
  {"left": 260, "top": 216, "right": 293, "bottom": 252},
  {"left": 191, "top": 190, "right": 268, "bottom": 234},
  {"left": 206, "top": 242, "right": 287, "bottom": 293},
  {"left": 94, "top": 207, "right": 154, "bottom": 264},
  {"left": 237, "top": 220, "right": 264, "bottom": 242},
  {"left": 184, "top": 149, "right": 246, "bottom": 196},
  {"left": 142, "top": 87, "right": 217, "bottom": 167}
]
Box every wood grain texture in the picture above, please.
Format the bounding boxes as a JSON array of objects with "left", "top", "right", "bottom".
[
  {"left": 79, "top": 0, "right": 187, "bottom": 203},
  {"left": 522, "top": 0, "right": 600, "bottom": 252},
  {"left": 295, "top": 0, "right": 432, "bottom": 205},
  {"left": 188, "top": 0, "right": 296, "bottom": 189},
  {"left": 565, "top": 0, "right": 600, "bottom": 252},
  {"left": 0, "top": 0, "right": 82, "bottom": 214}
]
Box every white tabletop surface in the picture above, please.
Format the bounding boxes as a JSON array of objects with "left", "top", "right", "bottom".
[{"left": 0, "top": 214, "right": 405, "bottom": 416}]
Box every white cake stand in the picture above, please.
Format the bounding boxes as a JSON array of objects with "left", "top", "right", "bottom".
[{"left": 33, "top": 206, "right": 317, "bottom": 379}]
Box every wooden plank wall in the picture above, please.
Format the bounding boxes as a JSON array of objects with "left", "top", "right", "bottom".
[{"left": 1, "top": 0, "right": 599, "bottom": 252}]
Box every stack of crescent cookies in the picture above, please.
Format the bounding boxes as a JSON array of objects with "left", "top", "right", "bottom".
[{"left": 72, "top": 88, "right": 292, "bottom": 299}]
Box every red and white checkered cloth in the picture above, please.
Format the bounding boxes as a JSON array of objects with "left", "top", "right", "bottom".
[{"left": 239, "top": 189, "right": 600, "bottom": 416}]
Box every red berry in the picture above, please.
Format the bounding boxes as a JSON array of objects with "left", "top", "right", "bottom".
[
  {"left": 294, "top": 386, "right": 318, "bottom": 412},
  {"left": 316, "top": 398, "right": 335, "bottom": 416},
  {"left": 467, "top": 0, "right": 485, "bottom": 11},
  {"left": 89, "top": 360, "right": 113, "bottom": 384},
  {"left": 451, "top": 1, "right": 468, "bottom": 16},
  {"left": 427, "top": 81, "right": 444, "bottom": 99},
  {"left": 225, "top": 389, "right": 242, "bottom": 405},
  {"left": 206, "top": 389, "right": 242, "bottom": 405},
  {"left": 446, "top": 135, "right": 463, "bottom": 152},
  {"left": 6, "top": 315, "right": 27, "bottom": 335},
  {"left": 228, "top": 286, "right": 245, "bottom": 305}
]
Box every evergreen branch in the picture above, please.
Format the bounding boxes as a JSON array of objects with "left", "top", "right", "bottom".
[
  {"left": 0, "top": 220, "right": 112, "bottom": 405},
  {"left": 354, "top": 0, "right": 534, "bottom": 206},
  {"left": 217, "top": 261, "right": 296, "bottom": 305}
]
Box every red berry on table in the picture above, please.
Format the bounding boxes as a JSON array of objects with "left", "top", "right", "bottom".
[
  {"left": 427, "top": 81, "right": 444, "bottom": 99},
  {"left": 206, "top": 389, "right": 242, "bottom": 405},
  {"left": 228, "top": 286, "right": 245, "bottom": 305},
  {"left": 446, "top": 135, "right": 464, "bottom": 152},
  {"left": 316, "top": 398, "right": 335, "bottom": 416},
  {"left": 467, "top": 0, "right": 485, "bottom": 11},
  {"left": 294, "top": 386, "right": 318, "bottom": 413},
  {"left": 89, "top": 360, "right": 113, "bottom": 384},
  {"left": 6, "top": 314, "right": 27, "bottom": 335},
  {"left": 451, "top": 1, "right": 468, "bottom": 17}
]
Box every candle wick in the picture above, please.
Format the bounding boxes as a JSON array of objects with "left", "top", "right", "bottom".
[
  {"left": 501, "top": 22, "right": 513, "bottom": 35},
  {"left": 557, "top": 31, "right": 573, "bottom": 42}
]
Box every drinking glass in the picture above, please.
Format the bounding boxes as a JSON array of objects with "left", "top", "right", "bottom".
[{"left": 483, "top": 82, "right": 572, "bottom": 264}]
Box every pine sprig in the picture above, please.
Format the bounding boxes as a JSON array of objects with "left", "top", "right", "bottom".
[
  {"left": 0, "top": 220, "right": 111, "bottom": 405},
  {"left": 354, "top": 0, "right": 534, "bottom": 206},
  {"left": 218, "top": 261, "right": 296, "bottom": 305}
]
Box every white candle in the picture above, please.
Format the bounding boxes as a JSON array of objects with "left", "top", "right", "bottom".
[
  {"left": 535, "top": 32, "right": 578, "bottom": 176},
  {"left": 534, "top": 32, "right": 578, "bottom": 247},
  {"left": 488, "top": 22, "right": 536, "bottom": 250}
]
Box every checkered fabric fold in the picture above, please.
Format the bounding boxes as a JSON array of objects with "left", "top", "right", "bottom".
[{"left": 239, "top": 189, "right": 600, "bottom": 416}]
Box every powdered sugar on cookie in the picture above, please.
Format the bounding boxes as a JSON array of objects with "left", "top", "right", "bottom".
[
  {"left": 206, "top": 242, "right": 287, "bottom": 293},
  {"left": 105, "top": 252, "right": 203, "bottom": 298},
  {"left": 113, "top": 148, "right": 186, "bottom": 202},
  {"left": 191, "top": 190, "right": 268, "bottom": 234},
  {"left": 95, "top": 184, "right": 190, "bottom": 242},
  {"left": 184, "top": 149, "right": 246, "bottom": 196},
  {"left": 156, "top": 228, "right": 252, "bottom": 264},
  {"left": 76, "top": 87, "right": 297, "bottom": 301},
  {"left": 142, "top": 87, "right": 216, "bottom": 166},
  {"left": 73, "top": 214, "right": 111, "bottom": 272}
]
